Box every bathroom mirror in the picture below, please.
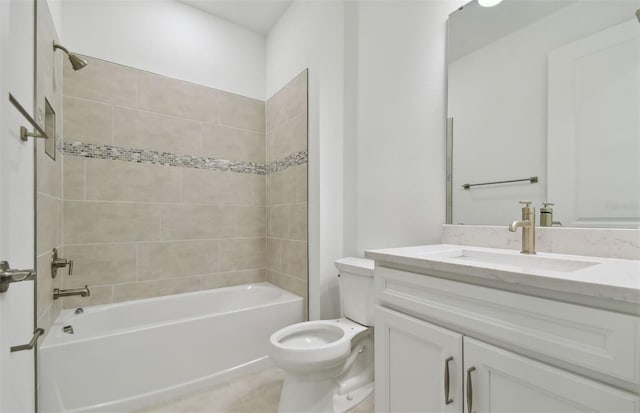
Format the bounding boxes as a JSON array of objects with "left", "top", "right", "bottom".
[{"left": 447, "top": 0, "right": 640, "bottom": 228}]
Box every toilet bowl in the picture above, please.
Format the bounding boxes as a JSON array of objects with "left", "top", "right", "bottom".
[
  {"left": 270, "top": 319, "right": 368, "bottom": 374},
  {"left": 269, "top": 257, "right": 375, "bottom": 413}
]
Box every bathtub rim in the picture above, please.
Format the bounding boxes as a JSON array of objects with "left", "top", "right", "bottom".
[{"left": 41, "top": 282, "right": 303, "bottom": 349}]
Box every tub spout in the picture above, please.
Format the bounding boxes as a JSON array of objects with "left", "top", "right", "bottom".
[{"left": 53, "top": 285, "right": 90, "bottom": 300}]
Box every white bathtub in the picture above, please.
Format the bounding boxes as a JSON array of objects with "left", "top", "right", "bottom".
[{"left": 39, "top": 283, "right": 303, "bottom": 413}]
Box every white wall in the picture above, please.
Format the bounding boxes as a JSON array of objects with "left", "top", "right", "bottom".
[
  {"left": 61, "top": 0, "right": 265, "bottom": 99},
  {"left": 265, "top": 0, "right": 466, "bottom": 318},
  {"left": 350, "top": 0, "right": 466, "bottom": 254},
  {"left": 266, "top": 0, "right": 345, "bottom": 320}
]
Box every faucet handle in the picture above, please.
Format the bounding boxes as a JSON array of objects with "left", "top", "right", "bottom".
[
  {"left": 542, "top": 202, "right": 554, "bottom": 208},
  {"left": 519, "top": 200, "right": 532, "bottom": 207}
]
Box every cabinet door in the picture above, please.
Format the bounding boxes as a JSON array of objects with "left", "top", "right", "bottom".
[
  {"left": 375, "top": 306, "right": 463, "bottom": 413},
  {"left": 463, "top": 337, "right": 640, "bottom": 413}
]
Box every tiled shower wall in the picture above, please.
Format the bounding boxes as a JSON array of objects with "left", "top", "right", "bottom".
[
  {"left": 35, "top": 0, "right": 64, "bottom": 332},
  {"left": 265, "top": 71, "right": 309, "bottom": 311},
  {"left": 61, "top": 56, "right": 268, "bottom": 308}
]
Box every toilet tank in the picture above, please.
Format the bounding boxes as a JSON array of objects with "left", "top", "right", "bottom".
[{"left": 335, "top": 257, "right": 375, "bottom": 326}]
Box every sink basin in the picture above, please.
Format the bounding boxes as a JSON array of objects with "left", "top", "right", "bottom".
[{"left": 421, "top": 249, "right": 600, "bottom": 273}]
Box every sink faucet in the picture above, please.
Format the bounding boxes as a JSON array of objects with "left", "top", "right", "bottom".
[
  {"left": 508, "top": 201, "right": 536, "bottom": 254},
  {"left": 53, "top": 285, "right": 90, "bottom": 300}
]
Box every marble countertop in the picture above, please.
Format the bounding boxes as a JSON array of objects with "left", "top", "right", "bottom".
[{"left": 365, "top": 244, "right": 640, "bottom": 311}]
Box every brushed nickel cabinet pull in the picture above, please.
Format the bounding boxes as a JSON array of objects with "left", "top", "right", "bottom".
[
  {"left": 466, "top": 366, "right": 476, "bottom": 413},
  {"left": 444, "top": 356, "right": 454, "bottom": 405}
]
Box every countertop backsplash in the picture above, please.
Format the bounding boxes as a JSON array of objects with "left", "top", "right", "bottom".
[{"left": 442, "top": 225, "right": 640, "bottom": 261}]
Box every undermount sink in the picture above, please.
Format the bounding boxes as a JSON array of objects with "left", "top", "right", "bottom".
[{"left": 421, "top": 248, "right": 601, "bottom": 273}]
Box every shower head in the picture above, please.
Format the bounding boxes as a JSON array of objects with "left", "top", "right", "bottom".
[{"left": 53, "top": 43, "right": 88, "bottom": 71}]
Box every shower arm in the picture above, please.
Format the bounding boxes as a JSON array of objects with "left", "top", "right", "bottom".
[{"left": 53, "top": 43, "right": 71, "bottom": 55}]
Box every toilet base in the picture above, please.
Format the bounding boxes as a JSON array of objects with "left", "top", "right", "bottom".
[
  {"left": 333, "top": 382, "right": 374, "bottom": 413},
  {"left": 277, "top": 375, "right": 373, "bottom": 413},
  {"left": 276, "top": 332, "right": 374, "bottom": 413}
]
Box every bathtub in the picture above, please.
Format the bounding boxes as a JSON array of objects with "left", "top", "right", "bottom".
[{"left": 39, "top": 282, "right": 303, "bottom": 413}]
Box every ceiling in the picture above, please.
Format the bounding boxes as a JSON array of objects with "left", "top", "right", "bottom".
[
  {"left": 179, "top": 0, "right": 293, "bottom": 35},
  {"left": 448, "top": 0, "right": 575, "bottom": 61}
]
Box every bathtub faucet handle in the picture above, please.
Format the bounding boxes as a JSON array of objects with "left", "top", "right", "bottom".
[{"left": 51, "top": 248, "right": 74, "bottom": 278}]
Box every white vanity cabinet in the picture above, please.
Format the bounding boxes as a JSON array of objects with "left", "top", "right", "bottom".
[
  {"left": 375, "top": 306, "right": 462, "bottom": 413},
  {"left": 374, "top": 266, "right": 640, "bottom": 413},
  {"left": 464, "top": 338, "right": 639, "bottom": 413}
]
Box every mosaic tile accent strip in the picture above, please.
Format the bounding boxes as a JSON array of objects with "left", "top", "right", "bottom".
[
  {"left": 63, "top": 140, "right": 307, "bottom": 175},
  {"left": 267, "top": 151, "right": 308, "bottom": 174}
]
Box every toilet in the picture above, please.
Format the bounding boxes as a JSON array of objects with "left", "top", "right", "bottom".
[{"left": 269, "top": 257, "right": 375, "bottom": 413}]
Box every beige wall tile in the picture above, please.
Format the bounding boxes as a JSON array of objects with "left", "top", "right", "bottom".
[
  {"left": 289, "top": 203, "right": 307, "bottom": 241},
  {"left": 34, "top": 5, "right": 63, "bottom": 330},
  {"left": 226, "top": 173, "right": 255, "bottom": 205},
  {"left": 37, "top": 193, "right": 62, "bottom": 255},
  {"left": 85, "top": 159, "right": 182, "bottom": 203},
  {"left": 37, "top": 299, "right": 62, "bottom": 334},
  {"left": 36, "top": 141, "right": 62, "bottom": 198},
  {"left": 64, "top": 201, "right": 161, "bottom": 244},
  {"left": 267, "top": 113, "right": 307, "bottom": 162},
  {"left": 113, "top": 276, "right": 201, "bottom": 302},
  {"left": 36, "top": 2, "right": 62, "bottom": 129},
  {"left": 113, "top": 106, "right": 202, "bottom": 154},
  {"left": 238, "top": 207, "right": 266, "bottom": 237},
  {"left": 266, "top": 270, "right": 307, "bottom": 299},
  {"left": 36, "top": 251, "right": 62, "bottom": 323},
  {"left": 267, "top": 168, "right": 295, "bottom": 206},
  {"left": 219, "top": 92, "right": 265, "bottom": 133},
  {"left": 265, "top": 88, "right": 285, "bottom": 133},
  {"left": 253, "top": 175, "right": 266, "bottom": 206},
  {"left": 293, "top": 164, "right": 308, "bottom": 203},
  {"left": 202, "top": 124, "right": 265, "bottom": 163},
  {"left": 62, "top": 285, "right": 113, "bottom": 309},
  {"left": 266, "top": 238, "right": 281, "bottom": 272},
  {"left": 267, "top": 206, "right": 288, "bottom": 238},
  {"left": 281, "top": 240, "right": 307, "bottom": 280},
  {"left": 64, "top": 56, "right": 137, "bottom": 106},
  {"left": 283, "top": 70, "right": 308, "bottom": 120},
  {"left": 137, "top": 72, "right": 218, "bottom": 123},
  {"left": 161, "top": 205, "right": 237, "bottom": 240},
  {"left": 63, "top": 156, "right": 85, "bottom": 200},
  {"left": 138, "top": 240, "right": 219, "bottom": 280},
  {"left": 265, "top": 69, "right": 307, "bottom": 132},
  {"left": 202, "top": 269, "right": 265, "bottom": 290},
  {"left": 63, "top": 96, "right": 113, "bottom": 144},
  {"left": 62, "top": 244, "right": 137, "bottom": 288},
  {"left": 219, "top": 238, "right": 265, "bottom": 271},
  {"left": 265, "top": 129, "right": 278, "bottom": 163},
  {"left": 182, "top": 168, "right": 227, "bottom": 205},
  {"left": 182, "top": 170, "right": 253, "bottom": 206}
]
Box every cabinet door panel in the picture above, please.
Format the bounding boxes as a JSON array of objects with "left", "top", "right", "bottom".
[
  {"left": 375, "top": 306, "right": 463, "bottom": 413},
  {"left": 463, "top": 337, "right": 640, "bottom": 413}
]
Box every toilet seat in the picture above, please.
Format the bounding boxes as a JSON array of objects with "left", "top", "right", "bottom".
[{"left": 269, "top": 319, "right": 368, "bottom": 372}]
